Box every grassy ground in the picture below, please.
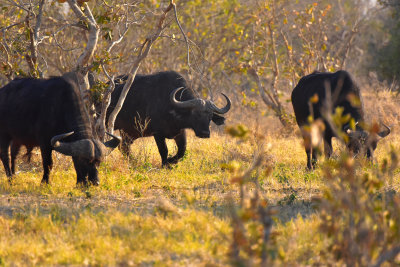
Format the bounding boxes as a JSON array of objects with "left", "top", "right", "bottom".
[
  {"left": 0, "top": 87, "right": 399, "bottom": 265},
  {"left": 1, "top": 127, "right": 399, "bottom": 266}
]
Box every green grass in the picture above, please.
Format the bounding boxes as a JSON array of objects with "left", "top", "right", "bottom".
[{"left": 0, "top": 131, "right": 399, "bottom": 265}]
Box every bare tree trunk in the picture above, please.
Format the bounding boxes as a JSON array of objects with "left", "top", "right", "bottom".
[
  {"left": 106, "top": 2, "right": 175, "bottom": 134},
  {"left": 67, "top": 0, "right": 100, "bottom": 99},
  {"left": 95, "top": 65, "right": 115, "bottom": 141},
  {"left": 25, "top": 0, "right": 45, "bottom": 78},
  {"left": 66, "top": 0, "right": 100, "bottom": 137}
]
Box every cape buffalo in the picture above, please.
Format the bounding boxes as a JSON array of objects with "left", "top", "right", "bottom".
[
  {"left": 0, "top": 76, "right": 120, "bottom": 184},
  {"left": 291, "top": 70, "right": 390, "bottom": 169},
  {"left": 105, "top": 71, "right": 231, "bottom": 166}
]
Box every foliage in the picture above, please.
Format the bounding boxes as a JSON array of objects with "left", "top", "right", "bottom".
[
  {"left": 0, "top": 0, "right": 400, "bottom": 265},
  {"left": 369, "top": 3, "right": 400, "bottom": 83},
  {"left": 225, "top": 139, "right": 278, "bottom": 265},
  {"left": 0, "top": 0, "right": 389, "bottom": 125},
  {"left": 318, "top": 149, "right": 400, "bottom": 265}
]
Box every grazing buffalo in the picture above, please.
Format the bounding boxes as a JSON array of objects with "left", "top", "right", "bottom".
[
  {"left": 105, "top": 71, "right": 231, "bottom": 166},
  {"left": 291, "top": 70, "right": 390, "bottom": 169},
  {"left": 0, "top": 76, "right": 120, "bottom": 184}
]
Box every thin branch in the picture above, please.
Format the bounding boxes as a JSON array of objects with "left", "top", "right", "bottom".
[
  {"left": 95, "top": 64, "right": 115, "bottom": 141},
  {"left": 0, "top": 21, "right": 25, "bottom": 32},
  {"left": 172, "top": 3, "right": 190, "bottom": 67},
  {"left": 25, "top": 0, "right": 45, "bottom": 77},
  {"left": 107, "top": 23, "right": 129, "bottom": 53},
  {"left": 0, "top": 42, "right": 13, "bottom": 80},
  {"left": 371, "top": 246, "right": 400, "bottom": 267},
  {"left": 34, "top": 0, "right": 45, "bottom": 45},
  {"left": 51, "top": 24, "right": 83, "bottom": 52},
  {"left": 248, "top": 68, "right": 276, "bottom": 109},
  {"left": 6, "top": 0, "right": 31, "bottom": 13}
]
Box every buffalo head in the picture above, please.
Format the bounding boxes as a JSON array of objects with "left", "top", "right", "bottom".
[
  {"left": 51, "top": 132, "right": 121, "bottom": 185},
  {"left": 345, "top": 123, "right": 391, "bottom": 159},
  {"left": 170, "top": 87, "right": 231, "bottom": 138}
]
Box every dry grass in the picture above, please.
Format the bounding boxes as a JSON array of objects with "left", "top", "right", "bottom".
[{"left": 0, "top": 87, "right": 399, "bottom": 265}]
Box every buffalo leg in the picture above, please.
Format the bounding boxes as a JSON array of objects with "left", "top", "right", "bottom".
[
  {"left": 311, "top": 148, "right": 318, "bottom": 168},
  {"left": 0, "top": 137, "right": 12, "bottom": 178},
  {"left": 40, "top": 146, "right": 53, "bottom": 184},
  {"left": 72, "top": 157, "right": 88, "bottom": 186},
  {"left": 167, "top": 130, "right": 187, "bottom": 164},
  {"left": 10, "top": 143, "right": 22, "bottom": 175},
  {"left": 87, "top": 166, "right": 99, "bottom": 186},
  {"left": 120, "top": 131, "right": 134, "bottom": 156},
  {"left": 306, "top": 147, "right": 313, "bottom": 170},
  {"left": 324, "top": 137, "right": 333, "bottom": 159},
  {"left": 306, "top": 146, "right": 318, "bottom": 170},
  {"left": 154, "top": 135, "right": 169, "bottom": 166},
  {"left": 25, "top": 146, "right": 34, "bottom": 163}
]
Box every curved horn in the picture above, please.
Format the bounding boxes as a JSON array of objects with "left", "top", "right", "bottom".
[
  {"left": 344, "top": 122, "right": 359, "bottom": 134},
  {"left": 51, "top": 132, "right": 74, "bottom": 147},
  {"left": 378, "top": 123, "right": 391, "bottom": 138},
  {"left": 170, "top": 87, "right": 200, "bottom": 109},
  {"left": 104, "top": 132, "right": 121, "bottom": 149},
  {"left": 344, "top": 124, "right": 352, "bottom": 134},
  {"left": 208, "top": 93, "right": 231, "bottom": 114},
  {"left": 51, "top": 132, "right": 95, "bottom": 160}
]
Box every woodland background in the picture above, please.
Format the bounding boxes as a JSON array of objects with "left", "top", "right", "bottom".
[{"left": 1, "top": 0, "right": 400, "bottom": 266}]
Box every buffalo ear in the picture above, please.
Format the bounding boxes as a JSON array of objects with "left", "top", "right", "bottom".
[{"left": 212, "top": 113, "right": 225, "bottom": 125}]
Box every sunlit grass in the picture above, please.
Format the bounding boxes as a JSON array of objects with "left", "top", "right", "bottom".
[{"left": 0, "top": 129, "right": 399, "bottom": 265}]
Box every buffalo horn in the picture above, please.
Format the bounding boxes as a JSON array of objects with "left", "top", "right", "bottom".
[
  {"left": 170, "top": 87, "right": 200, "bottom": 109},
  {"left": 209, "top": 93, "right": 231, "bottom": 114},
  {"left": 344, "top": 122, "right": 359, "bottom": 134},
  {"left": 51, "top": 132, "right": 75, "bottom": 147},
  {"left": 51, "top": 132, "right": 96, "bottom": 160},
  {"left": 378, "top": 123, "right": 391, "bottom": 138},
  {"left": 104, "top": 132, "right": 121, "bottom": 149}
]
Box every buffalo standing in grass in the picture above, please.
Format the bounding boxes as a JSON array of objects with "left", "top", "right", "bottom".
[
  {"left": 105, "top": 71, "right": 231, "bottom": 166},
  {"left": 291, "top": 70, "right": 390, "bottom": 169},
  {"left": 0, "top": 76, "right": 120, "bottom": 185}
]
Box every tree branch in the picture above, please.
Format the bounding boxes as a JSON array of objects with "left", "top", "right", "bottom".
[
  {"left": 95, "top": 64, "right": 115, "bottom": 141},
  {"left": 67, "top": 0, "right": 100, "bottom": 71},
  {"left": 248, "top": 68, "right": 276, "bottom": 109},
  {"left": 371, "top": 246, "right": 400, "bottom": 267},
  {"left": 173, "top": 3, "right": 190, "bottom": 68}
]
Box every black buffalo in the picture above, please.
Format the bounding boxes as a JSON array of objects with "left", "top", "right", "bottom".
[
  {"left": 291, "top": 70, "right": 390, "bottom": 169},
  {"left": 0, "top": 76, "right": 120, "bottom": 184},
  {"left": 105, "top": 71, "right": 231, "bottom": 166}
]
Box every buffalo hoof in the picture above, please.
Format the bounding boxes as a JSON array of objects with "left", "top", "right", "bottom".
[
  {"left": 166, "top": 157, "right": 180, "bottom": 165},
  {"left": 41, "top": 178, "right": 49, "bottom": 184},
  {"left": 89, "top": 178, "right": 100, "bottom": 186},
  {"left": 306, "top": 163, "right": 317, "bottom": 171},
  {"left": 162, "top": 162, "right": 174, "bottom": 169}
]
